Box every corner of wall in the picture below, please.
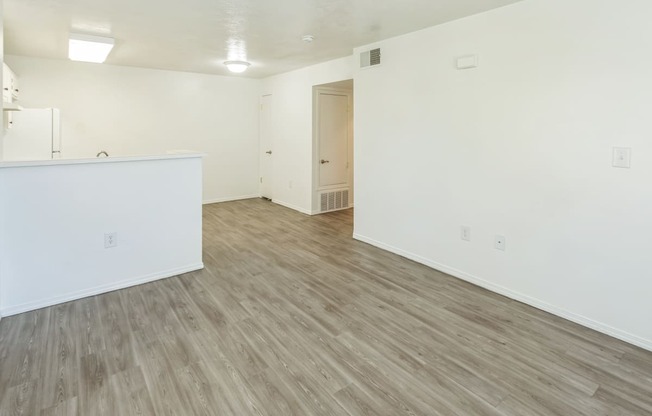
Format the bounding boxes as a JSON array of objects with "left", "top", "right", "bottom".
[{"left": 260, "top": 55, "right": 355, "bottom": 216}]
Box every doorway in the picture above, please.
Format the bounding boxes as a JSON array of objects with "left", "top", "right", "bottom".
[
  {"left": 260, "top": 94, "right": 273, "bottom": 200},
  {"left": 312, "top": 80, "right": 353, "bottom": 214}
]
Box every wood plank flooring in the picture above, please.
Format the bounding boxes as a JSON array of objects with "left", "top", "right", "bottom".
[{"left": 1, "top": 198, "right": 651, "bottom": 415}]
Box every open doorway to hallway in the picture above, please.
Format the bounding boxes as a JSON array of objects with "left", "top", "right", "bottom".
[{"left": 312, "top": 79, "right": 354, "bottom": 215}]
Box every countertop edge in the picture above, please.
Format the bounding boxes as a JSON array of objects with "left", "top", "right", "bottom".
[{"left": 0, "top": 152, "right": 206, "bottom": 169}]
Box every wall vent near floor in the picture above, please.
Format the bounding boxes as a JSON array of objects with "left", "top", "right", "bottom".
[
  {"left": 320, "top": 189, "right": 349, "bottom": 212},
  {"left": 360, "top": 48, "right": 381, "bottom": 69}
]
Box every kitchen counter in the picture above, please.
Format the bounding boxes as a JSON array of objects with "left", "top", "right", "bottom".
[{"left": 0, "top": 152, "right": 204, "bottom": 316}]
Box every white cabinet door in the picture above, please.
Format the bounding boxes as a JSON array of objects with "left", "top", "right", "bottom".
[
  {"left": 3, "top": 63, "right": 13, "bottom": 103},
  {"left": 10, "top": 71, "right": 19, "bottom": 100}
]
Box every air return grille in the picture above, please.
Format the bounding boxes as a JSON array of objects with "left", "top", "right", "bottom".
[
  {"left": 360, "top": 48, "right": 381, "bottom": 68},
  {"left": 320, "top": 190, "right": 350, "bottom": 212}
]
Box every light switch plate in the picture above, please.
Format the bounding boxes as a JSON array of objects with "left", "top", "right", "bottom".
[{"left": 612, "top": 147, "right": 631, "bottom": 168}]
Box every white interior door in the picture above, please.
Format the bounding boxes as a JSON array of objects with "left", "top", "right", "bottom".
[
  {"left": 260, "top": 94, "right": 273, "bottom": 199},
  {"left": 318, "top": 93, "right": 349, "bottom": 188}
]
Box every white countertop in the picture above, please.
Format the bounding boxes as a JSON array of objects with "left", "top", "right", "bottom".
[{"left": 0, "top": 151, "right": 205, "bottom": 169}]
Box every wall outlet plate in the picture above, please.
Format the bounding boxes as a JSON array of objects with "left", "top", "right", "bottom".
[
  {"left": 612, "top": 147, "right": 631, "bottom": 168},
  {"left": 461, "top": 226, "right": 471, "bottom": 241},
  {"left": 494, "top": 235, "right": 506, "bottom": 251},
  {"left": 104, "top": 232, "right": 117, "bottom": 248}
]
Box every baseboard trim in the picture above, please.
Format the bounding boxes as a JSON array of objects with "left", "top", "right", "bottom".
[
  {"left": 352, "top": 233, "right": 652, "bottom": 352},
  {"left": 0, "top": 263, "right": 204, "bottom": 317},
  {"left": 311, "top": 205, "right": 354, "bottom": 215},
  {"left": 203, "top": 195, "right": 259, "bottom": 205},
  {"left": 271, "top": 199, "right": 312, "bottom": 215}
]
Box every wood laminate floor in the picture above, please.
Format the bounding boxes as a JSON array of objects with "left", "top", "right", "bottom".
[{"left": 1, "top": 198, "right": 651, "bottom": 415}]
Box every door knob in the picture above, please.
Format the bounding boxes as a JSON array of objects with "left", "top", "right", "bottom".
[
  {"left": 266, "top": 150, "right": 272, "bottom": 155},
  {"left": 320, "top": 159, "right": 330, "bottom": 164}
]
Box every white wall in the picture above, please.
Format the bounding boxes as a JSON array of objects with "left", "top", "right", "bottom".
[
  {"left": 0, "top": 155, "right": 203, "bottom": 315},
  {"left": 354, "top": 0, "right": 652, "bottom": 350},
  {"left": 262, "top": 57, "right": 353, "bottom": 214},
  {"left": 0, "top": 1, "right": 5, "bottom": 319},
  {"left": 4, "top": 55, "right": 261, "bottom": 203}
]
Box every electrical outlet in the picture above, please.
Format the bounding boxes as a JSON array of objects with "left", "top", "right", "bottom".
[
  {"left": 494, "top": 235, "right": 506, "bottom": 251},
  {"left": 612, "top": 147, "right": 631, "bottom": 168},
  {"left": 104, "top": 232, "right": 117, "bottom": 248},
  {"left": 461, "top": 226, "right": 471, "bottom": 241}
]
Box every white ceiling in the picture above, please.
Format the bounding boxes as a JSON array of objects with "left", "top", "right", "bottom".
[{"left": 4, "top": 0, "right": 523, "bottom": 78}]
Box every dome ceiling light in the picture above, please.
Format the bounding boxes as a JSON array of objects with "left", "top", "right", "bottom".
[{"left": 224, "top": 60, "right": 250, "bottom": 73}]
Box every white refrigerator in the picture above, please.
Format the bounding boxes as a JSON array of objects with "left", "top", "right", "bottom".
[{"left": 3, "top": 108, "right": 62, "bottom": 161}]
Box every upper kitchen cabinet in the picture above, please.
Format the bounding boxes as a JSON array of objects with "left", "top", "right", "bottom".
[
  {"left": 3, "top": 63, "right": 22, "bottom": 128},
  {"left": 3, "top": 64, "right": 12, "bottom": 103},
  {"left": 3, "top": 63, "right": 20, "bottom": 103}
]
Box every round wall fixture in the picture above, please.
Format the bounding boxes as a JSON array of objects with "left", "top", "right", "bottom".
[{"left": 224, "top": 61, "right": 251, "bottom": 73}]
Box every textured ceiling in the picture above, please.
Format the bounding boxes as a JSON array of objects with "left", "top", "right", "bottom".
[{"left": 4, "top": 0, "right": 523, "bottom": 78}]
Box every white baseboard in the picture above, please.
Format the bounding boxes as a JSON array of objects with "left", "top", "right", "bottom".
[
  {"left": 271, "top": 199, "right": 312, "bottom": 215},
  {"left": 353, "top": 233, "right": 652, "bottom": 352},
  {"left": 203, "top": 195, "right": 259, "bottom": 205},
  {"left": 0, "top": 263, "right": 204, "bottom": 317},
  {"left": 310, "top": 204, "right": 355, "bottom": 216}
]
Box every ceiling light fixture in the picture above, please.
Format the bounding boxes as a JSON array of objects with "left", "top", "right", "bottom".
[
  {"left": 302, "top": 35, "right": 315, "bottom": 43},
  {"left": 224, "top": 60, "right": 251, "bottom": 73},
  {"left": 69, "top": 33, "right": 115, "bottom": 63}
]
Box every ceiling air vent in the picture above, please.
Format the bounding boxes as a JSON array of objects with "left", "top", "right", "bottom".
[{"left": 360, "top": 48, "right": 381, "bottom": 69}]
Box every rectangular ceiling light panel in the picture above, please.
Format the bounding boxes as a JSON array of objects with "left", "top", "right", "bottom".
[{"left": 69, "top": 33, "right": 115, "bottom": 63}]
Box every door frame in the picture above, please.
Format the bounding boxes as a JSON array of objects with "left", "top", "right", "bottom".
[{"left": 312, "top": 86, "right": 353, "bottom": 213}]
